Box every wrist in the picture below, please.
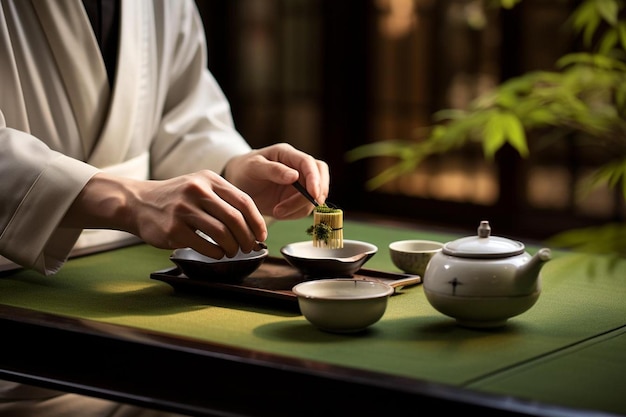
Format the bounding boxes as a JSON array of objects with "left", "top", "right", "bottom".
[{"left": 61, "top": 173, "right": 133, "bottom": 232}]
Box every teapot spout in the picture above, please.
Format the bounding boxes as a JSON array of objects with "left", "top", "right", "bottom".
[{"left": 516, "top": 248, "right": 552, "bottom": 292}]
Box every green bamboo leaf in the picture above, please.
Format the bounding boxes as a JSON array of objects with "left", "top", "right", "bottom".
[
  {"left": 345, "top": 140, "right": 413, "bottom": 162},
  {"left": 561, "top": 91, "right": 589, "bottom": 114},
  {"left": 599, "top": 29, "right": 619, "bottom": 55},
  {"left": 482, "top": 111, "right": 507, "bottom": 159},
  {"left": 522, "top": 107, "right": 558, "bottom": 126},
  {"left": 365, "top": 159, "right": 418, "bottom": 190},
  {"left": 556, "top": 52, "right": 591, "bottom": 69},
  {"left": 593, "top": 53, "right": 624, "bottom": 70},
  {"left": 610, "top": 161, "right": 626, "bottom": 192},
  {"left": 570, "top": 1, "right": 602, "bottom": 47},
  {"left": 557, "top": 52, "right": 625, "bottom": 71},
  {"left": 433, "top": 109, "right": 466, "bottom": 122},
  {"left": 501, "top": 112, "right": 529, "bottom": 157},
  {"left": 571, "top": 1, "right": 598, "bottom": 33},
  {"left": 498, "top": 73, "right": 538, "bottom": 93},
  {"left": 495, "top": 89, "right": 518, "bottom": 108},
  {"left": 499, "top": 0, "right": 520, "bottom": 9},
  {"left": 548, "top": 223, "right": 626, "bottom": 258},
  {"left": 584, "top": 14, "right": 602, "bottom": 47},
  {"left": 472, "top": 91, "right": 499, "bottom": 110},
  {"left": 579, "top": 159, "right": 626, "bottom": 199},
  {"left": 429, "top": 124, "right": 448, "bottom": 140},
  {"left": 618, "top": 23, "right": 626, "bottom": 50},
  {"left": 594, "top": 0, "right": 619, "bottom": 26}
]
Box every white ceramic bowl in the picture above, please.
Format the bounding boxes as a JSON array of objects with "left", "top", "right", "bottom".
[
  {"left": 170, "top": 247, "right": 268, "bottom": 282},
  {"left": 292, "top": 279, "right": 393, "bottom": 333},
  {"left": 389, "top": 240, "right": 443, "bottom": 276},
  {"left": 281, "top": 240, "right": 378, "bottom": 277}
]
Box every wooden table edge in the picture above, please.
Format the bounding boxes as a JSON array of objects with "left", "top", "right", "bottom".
[{"left": 0, "top": 304, "right": 609, "bottom": 417}]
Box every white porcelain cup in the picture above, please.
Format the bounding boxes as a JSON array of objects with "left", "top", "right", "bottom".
[{"left": 389, "top": 240, "right": 444, "bottom": 277}]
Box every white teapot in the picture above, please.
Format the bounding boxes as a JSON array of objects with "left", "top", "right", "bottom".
[{"left": 422, "top": 221, "right": 552, "bottom": 328}]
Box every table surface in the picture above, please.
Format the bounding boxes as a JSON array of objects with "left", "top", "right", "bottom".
[{"left": 1, "top": 217, "right": 625, "bottom": 416}]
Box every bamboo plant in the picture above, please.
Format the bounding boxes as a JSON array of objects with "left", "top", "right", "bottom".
[{"left": 347, "top": 0, "right": 626, "bottom": 262}]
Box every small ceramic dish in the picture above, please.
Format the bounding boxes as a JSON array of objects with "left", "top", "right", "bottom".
[
  {"left": 170, "top": 247, "right": 268, "bottom": 282},
  {"left": 280, "top": 240, "right": 378, "bottom": 277},
  {"left": 292, "top": 278, "right": 394, "bottom": 333}
]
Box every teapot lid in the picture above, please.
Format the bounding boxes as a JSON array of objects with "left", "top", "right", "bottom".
[{"left": 442, "top": 221, "right": 525, "bottom": 258}]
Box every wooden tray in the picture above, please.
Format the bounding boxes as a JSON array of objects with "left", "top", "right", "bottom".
[{"left": 150, "top": 257, "right": 420, "bottom": 309}]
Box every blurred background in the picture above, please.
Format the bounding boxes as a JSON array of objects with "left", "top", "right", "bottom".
[{"left": 194, "top": 0, "right": 625, "bottom": 242}]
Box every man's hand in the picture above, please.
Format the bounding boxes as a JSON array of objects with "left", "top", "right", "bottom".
[
  {"left": 223, "top": 143, "right": 331, "bottom": 219},
  {"left": 62, "top": 170, "right": 267, "bottom": 260}
]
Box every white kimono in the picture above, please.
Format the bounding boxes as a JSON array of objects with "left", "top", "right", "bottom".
[
  {"left": 0, "top": 1, "right": 250, "bottom": 414},
  {"left": 0, "top": 0, "right": 251, "bottom": 276}
]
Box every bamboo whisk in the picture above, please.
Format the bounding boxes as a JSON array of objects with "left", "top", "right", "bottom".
[{"left": 312, "top": 209, "right": 343, "bottom": 249}]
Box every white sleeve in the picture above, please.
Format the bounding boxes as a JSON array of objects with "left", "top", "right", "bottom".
[
  {"left": 149, "top": 0, "right": 251, "bottom": 180},
  {"left": 0, "top": 122, "right": 100, "bottom": 275}
]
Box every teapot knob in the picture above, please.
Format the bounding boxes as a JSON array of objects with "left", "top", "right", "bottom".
[{"left": 477, "top": 221, "right": 491, "bottom": 238}]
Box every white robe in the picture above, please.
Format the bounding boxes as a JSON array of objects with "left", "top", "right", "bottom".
[
  {"left": 0, "top": 0, "right": 251, "bottom": 276},
  {"left": 0, "top": 1, "right": 253, "bottom": 415}
]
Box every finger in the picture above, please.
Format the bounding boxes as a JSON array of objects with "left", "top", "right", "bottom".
[
  {"left": 259, "top": 143, "right": 322, "bottom": 190},
  {"left": 310, "top": 159, "right": 330, "bottom": 204},
  {"left": 198, "top": 178, "right": 267, "bottom": 253},
  {"left": 244, "top": 156, "right": 300, "bottom": 185},
  {"left": 214, "top": 180, "right": 267, "bottom": 241},
  {"left": 162, "top": 225, "right": 227, "bottom": 260},
  {"left": 272, "top": 201, "right": 315, "bottom": 220},
  {"left": 190, "top": 229, "right": 227, "bottom": 259},
  {"left": 165, "top": 174, "right": 247, "bottom": 257},
  {"left": 193, "top": 213, "right": 243, "bottom": 257},
  {"left": 288, "top": 159, "right": 330, "bottom": 208},
  {"left": 284, "top": 147, "right": 322, "bottom": 192},
  {"left": 255, "top": 146, "right": 329, "bottom": 204}
]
